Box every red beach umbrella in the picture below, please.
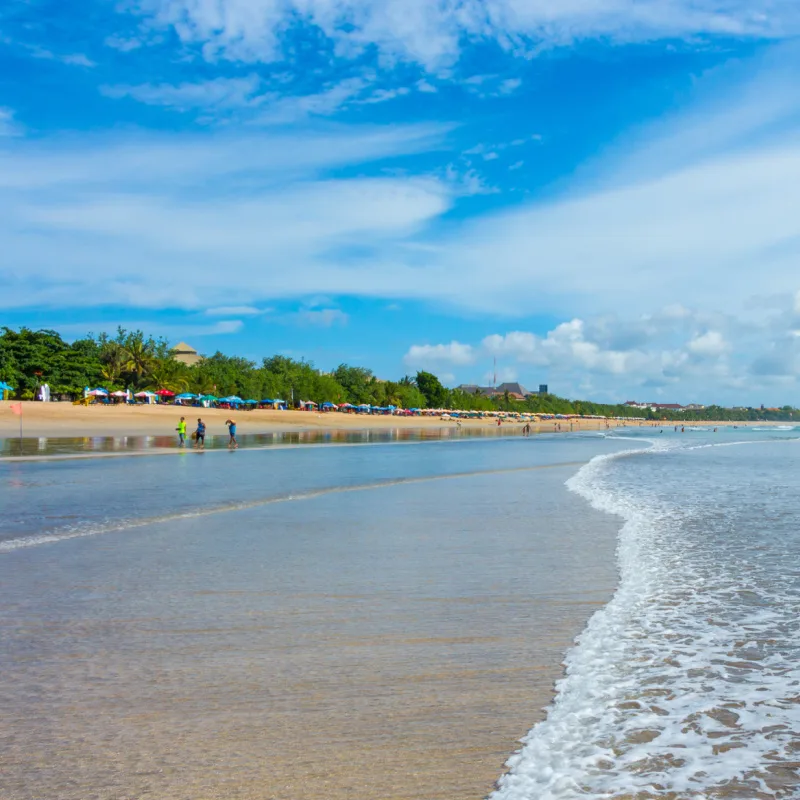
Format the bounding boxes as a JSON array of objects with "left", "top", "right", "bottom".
[{"left": 155, "top": 389, "right": 175, "bottom": 396}]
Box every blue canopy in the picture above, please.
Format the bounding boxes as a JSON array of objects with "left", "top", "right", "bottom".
[
  {"left": 244, "top": 399, "right": 258, "bottom": 404},
  {"left": 219, "top": 395, "right": 244, "bottom": 404},
  {"left": 175, "top": 393, "right": 197, "bottom": 399},
  {"left": 321, "top": 402, "right": 336, "bottom": 408},
  {"left": 0, "top": 381, "right": 13, "bottom": 391}
]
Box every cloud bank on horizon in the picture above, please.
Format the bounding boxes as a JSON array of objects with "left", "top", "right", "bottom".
[{"left": 2, "top": 0, "right": 800, "bottom": 404}]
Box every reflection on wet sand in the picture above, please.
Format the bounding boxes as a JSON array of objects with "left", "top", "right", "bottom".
[{"left": 0, "top": 426, "right": 532, "bottom": 458}]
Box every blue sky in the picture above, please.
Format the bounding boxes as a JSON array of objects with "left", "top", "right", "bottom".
[{"left": 3, "top": 1, "right": 800, "bottom": 405}]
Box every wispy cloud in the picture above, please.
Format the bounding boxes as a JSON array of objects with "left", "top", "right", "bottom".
[
  {"left": 104, "top": 34, "right": 143, "bottom": 52},
  {"left": 297, "top": 308, "right": 349, "bottom": 326},
  {"left": 0, "top": 124, "right": 452, "bottom": 311},
  {"left": 10, "top": 39, "right": 97, "bottom": 67},
  {"left": 205, "top": 305, "right": 269, "bottom": 316},
  {"left": 101, "top": 75, "right": 263, "bottom": 112},
  {"left": 57, "top": 319, "right": 244, "bottom": 340},
  {"left": 0, "top": 108, "right": 21, "bottom": 137},
  {"left": 122, "top": 0, "right": 800, "bottom": 70}
]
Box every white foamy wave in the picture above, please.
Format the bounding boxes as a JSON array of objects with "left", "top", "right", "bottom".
[{"left": 490, "top": 443, "right": 800, "bottom": 799}]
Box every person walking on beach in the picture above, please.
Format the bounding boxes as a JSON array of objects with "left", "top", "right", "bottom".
[
  {"left": 194, "top": 418, "right": 206, "bottom": 449},
  {"left": 226, "top": 418, "right": 238, "bottom": 449},
  {"left": 177, "top": 416, "right": 187, "bottom": 447}
]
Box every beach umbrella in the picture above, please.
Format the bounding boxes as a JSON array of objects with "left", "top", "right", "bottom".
[
  {"left": 244, "top": 399, "right": 258, "bottom": 405},
  {"left": 321, "top": 401, "right": 336, "bottom": 408},
  {"left": 155, "top": 389, "right": 175, "bottom": 397},
  {"left": 134, "top": 391, "right": 156, "bottom": 397},
  {"left": 111, "top": 390, "right": 127, "bottom": 397},
  {"left": 0, "top": 381, "right": 13, "bottom": 391},
  {"left": 175, "top": 392, "right": 197, "bottom": 400},
  {"left": 199, "top": 394, "right": 218, "bottom": 401},
  {"left": 87, "top": 388, "right": 109, "bottom": 396}
]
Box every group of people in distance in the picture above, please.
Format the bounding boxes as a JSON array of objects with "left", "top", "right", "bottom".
[{"left": 176, "top": 416, "right": 238, "bottom": 449}]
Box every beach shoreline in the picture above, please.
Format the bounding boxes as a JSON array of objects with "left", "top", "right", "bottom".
[{"left": 0, "top": 400, "right": 746, "bottom": 439}]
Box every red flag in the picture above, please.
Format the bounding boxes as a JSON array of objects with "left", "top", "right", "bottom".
[{"left": 10, "top": 402, "right": 22, "bottom": 416}]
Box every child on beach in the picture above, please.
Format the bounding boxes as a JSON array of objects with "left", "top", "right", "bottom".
[
  {"left": 194, "top": 418, "right": 206, "bottom": 449},
  {"left": 177, "top": 416, "right": 187, "bottom": 447},
  {"left": 225, "top": 418, "right": 238, "bottom": 449}
]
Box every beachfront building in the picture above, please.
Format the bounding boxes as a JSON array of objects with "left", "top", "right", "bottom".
[
  {"left": 172, "top": 342, "right": 202, "bottom": 366},
  {"left": 457, "top": 382, "right": 539, "bottom": 399},
  {"left": 624, "top": 400, "right": 685, "bottom": 412}
]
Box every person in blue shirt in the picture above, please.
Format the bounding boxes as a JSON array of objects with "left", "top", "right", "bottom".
[
  {"left": 226, "top": 418, "right": 238, "bottom": 449},
  {"left": 194, "top": 418, "right": 206, "bottom": 449}
]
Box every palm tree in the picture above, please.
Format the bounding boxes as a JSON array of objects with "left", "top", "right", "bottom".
[
  {"left": 99, "top": 341, "right": 125, "bottom": 388},
  {"left": 148, "top": 358, "right": 189, "bottom": 393},
  {"left": 123, "top": 335, "right": 154, "bottom": 386}
]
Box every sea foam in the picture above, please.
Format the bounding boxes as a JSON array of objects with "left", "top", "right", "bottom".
[{"left": 490, "top": 439, "right": 800, "bottom": 799}]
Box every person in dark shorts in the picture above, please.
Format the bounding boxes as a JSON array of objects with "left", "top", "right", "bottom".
[
  {"left": 225, "top": 418, "right": 238, "bottom": 449},
  {"left": 194, "top": 418, "right": 206, "bottom": 449}
]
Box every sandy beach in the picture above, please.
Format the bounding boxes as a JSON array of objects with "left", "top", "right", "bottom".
[{"left": 0, "top": 400, "right": 689, "bottom": 440}]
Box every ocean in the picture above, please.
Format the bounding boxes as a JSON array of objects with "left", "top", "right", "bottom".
[{"left": 2, "top": 427, "right": 799, "bottom": 798}]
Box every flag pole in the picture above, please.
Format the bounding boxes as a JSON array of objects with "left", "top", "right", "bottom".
[{"left": 19, "top": 402, "right": 23, "bottom": 453}]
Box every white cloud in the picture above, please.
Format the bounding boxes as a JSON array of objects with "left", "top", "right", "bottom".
[
  {"left": 404, "top": 341, "right": 476, "bottom": 369},
  {"left": 101, "top": 75, "right": 263, "bottom": 111},
  {"left": 688, "top": 330, "right": 728, "bottom": 357},
  {"left": 124, "top": 0, "right": 800, "bottom": 69},
  {"left": 406, "top": 303, "right": 800, "bottom": 404},
  {"left": 509, "top": 160, "right": 524, "bottom": 170}
]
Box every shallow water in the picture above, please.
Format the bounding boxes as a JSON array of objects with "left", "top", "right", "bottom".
[{"left": 0, "top": 434, "right": 630, "bottom": 799}]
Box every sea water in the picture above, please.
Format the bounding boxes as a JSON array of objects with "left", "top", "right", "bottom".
[
  {"left": 0, "top": 434, "right": 632, "bottom": 800},
  {"left": 492, "top": 426, "right": 800, "bottom": 799},
  {"left": 2, "top": 428, "right": 800, "bottom": 799}
]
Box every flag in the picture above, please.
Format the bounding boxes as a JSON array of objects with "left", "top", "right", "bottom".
[{"left": 10, "top": 402, "right": 22, "bottom": 415}]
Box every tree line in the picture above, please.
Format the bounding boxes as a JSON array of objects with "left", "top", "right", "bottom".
[{"left": 0, "top": 326, "right": 797, "bottom": 421}]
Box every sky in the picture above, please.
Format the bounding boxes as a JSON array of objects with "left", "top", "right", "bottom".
[{"left": 3, "top": 1, "right": 800, "bottom": 405}]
